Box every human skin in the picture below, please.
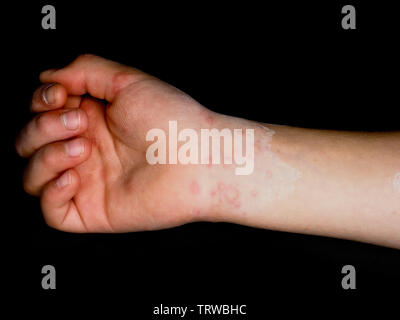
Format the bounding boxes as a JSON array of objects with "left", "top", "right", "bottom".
[{"left": 15, "top": 54, "right": 400, "bottom": 249}]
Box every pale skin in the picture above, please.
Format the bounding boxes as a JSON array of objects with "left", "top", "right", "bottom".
[{"left": 15, "top": 54, "right": 400, "bottom": 249}]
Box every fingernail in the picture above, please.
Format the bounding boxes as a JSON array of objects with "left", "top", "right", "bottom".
[
  {"left": 61, "top": 110, "right": 81, "bottom": 130},
  {"left": 56, "top": 171, "right": 70, "bottom": 188},
  {"left": 42, "top": 83, "right": 57, "bottom": 105},
  {"left": 65, "top": 139, "right": 84, "bottom": 157}
]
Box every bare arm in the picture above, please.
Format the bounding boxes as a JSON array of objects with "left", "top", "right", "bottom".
[
  {"left": 15, "top": 55, "right": 400, "bottom": 249},
  {"left": 206, "top": 119, "right": 400, "bottom": 248}
]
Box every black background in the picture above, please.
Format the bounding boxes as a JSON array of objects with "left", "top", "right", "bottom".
[{"left": 5, "top": 0, "right": 400, "bottom": 316}]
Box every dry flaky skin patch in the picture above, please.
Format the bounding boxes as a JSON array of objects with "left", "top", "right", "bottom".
[
  {"left": 256, "top": 124, "right": 302, "bottom": 202},
  {"left": 393, "top": 172, "right": 400, "bottom": 193}
]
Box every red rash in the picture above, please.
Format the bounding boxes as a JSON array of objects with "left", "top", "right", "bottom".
[
  {"left": 204, "top": 113, "right": 214, "bottom": 125},
  {"left": 213, "top": 182, "right": 241, "bottom": 208}
]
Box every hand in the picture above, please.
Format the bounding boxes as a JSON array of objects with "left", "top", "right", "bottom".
[
  {"left": 16, "top": 54, "right": 400, "bottom": 249},
  {"left": 15, "top": 54, "right": 230, "bottom": 232}
]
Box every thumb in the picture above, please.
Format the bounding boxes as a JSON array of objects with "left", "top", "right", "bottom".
[{"left": 39, "top": 54, "right": 150, "bottom": 102}]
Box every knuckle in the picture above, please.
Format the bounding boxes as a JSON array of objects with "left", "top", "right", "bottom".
[
  {"left": 22, "top": 174, "right": 36, "bottom": 196},
  {"left": 75, "top": 53, "right": 97, "bottom": 64},
  {"left": 40, "top": 145, "right": 56, "bottom": 168},
  {"left": 40, "top": 197, "right": 64, "bottom": 231},
  {"left": 15, "top": 128, "right": 29, "bottom": 157},
  {"left": 41, "top": 209, "right": 58, "bottom": 230}
]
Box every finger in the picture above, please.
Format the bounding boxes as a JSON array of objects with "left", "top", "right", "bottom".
[
  {"left": 30, "top": 83, "right": 68, "bottom": 112},
  {"left": 22, "top": 137, "right": 91, "bottom": 196},
  {"left": 64, "top": 95, "right": 82, "bottom": 108},
  {"left": 40, "top": 54, "right": 151, "bottom": 103},
  {"left": 15, "top": 108, "right": 88, "bottom": 158},
  {"left": 41, "top": 169, "right": 87, "bottom": 232}
]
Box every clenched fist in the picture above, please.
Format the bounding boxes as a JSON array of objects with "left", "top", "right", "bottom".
[
  {"left": 15, "top": 54, "right": 400, "bottom": 250},
  {"left": 15, "top": 54, "right": 237, "bottom": 232}
]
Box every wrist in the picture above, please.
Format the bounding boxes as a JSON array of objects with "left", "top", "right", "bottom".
[
  {"left": 175, "top": 109, "right": 301, "bottom": 227},
  {"left": 192, "top": 116, "right": 276, "bottom": 224},
  {"left": 201, "top": 119, "right": 302, "bottom": 228}
]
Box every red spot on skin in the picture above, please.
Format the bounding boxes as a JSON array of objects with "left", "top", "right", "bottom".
[
  {"left": 112, "top": 71, "right": 135, "bottom": 97},
  {"left": 189, "top": 181, "right": 200, "bottom": 195},
  {"left": 225, "top": 185, "right": 240, "bottom": 208},
  {"left": 217, "top": 183, "right": 225, "bottom": 204},
  {"left": 241, "top": 211, "right": 247, "bottom": 216},
  {"left": 251, "top": 190, "right": 258, "bottom": 197},
  {"left": 216, "top": 182, "right": 241, "bottom": 208},
  {"left": 210, "top": 190, "right": 217, "bottom": 197},
  {"left": 190, "top": 208, "right": 204, "bottom": 219},
  {"left": 204, "top": 113, "right": 214, "bottom": 125},
  {"left": 265, "top": 170, "right": 272, "bottom": 178}
]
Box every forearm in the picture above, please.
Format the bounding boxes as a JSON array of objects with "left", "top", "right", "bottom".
[{"left": 204, "top": 117, "right": 400, "bottom": 249}]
